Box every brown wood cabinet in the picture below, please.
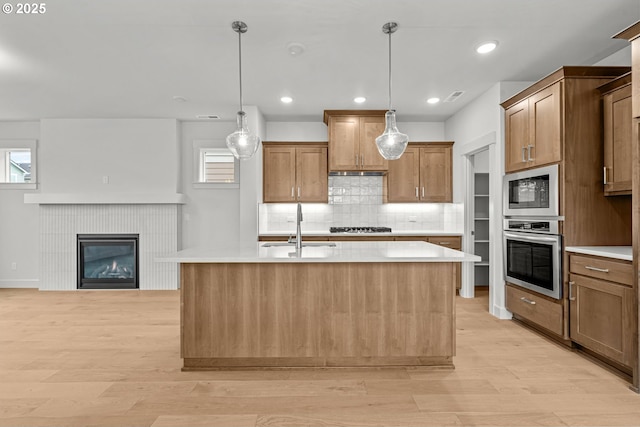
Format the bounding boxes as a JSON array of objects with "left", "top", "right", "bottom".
[
  {"left": 387, "top": 142, "right": 453, "bottom": 203},
  {"left": 504, "top": 82, "right": 562, "bottom": 173},
  {"left": 263, "top": 142, "right": 328, "bottom": 203},
  {"left": 506, "top": 284, "right": 563, "bottom": 336},
  {"left": 600, "top": 75, "right": 633, "bottom": 196},
  {"left": 569, "top": 253, "right": 634, "bottom": 368},
  {"left": 324, "top": 110, "right": 387, "bottom": 172}
]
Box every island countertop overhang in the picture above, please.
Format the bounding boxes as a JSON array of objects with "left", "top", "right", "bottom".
[{"left": 157, "top": 241, "right": 481, "bottom": 264}]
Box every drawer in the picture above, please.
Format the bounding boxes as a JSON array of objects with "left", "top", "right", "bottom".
[
  {"left": 427, "top": 236, "right": 461, "bottom": 250},
  {"left": 506, "top": 285, "right": 563, "bottom": 336},
  {"left": 569, "top": 254, "right": 632, "bottom": 286}
]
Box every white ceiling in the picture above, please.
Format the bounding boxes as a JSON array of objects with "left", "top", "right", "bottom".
[{"left": 0, "top": 0, "right": 638, "bottom": 123}]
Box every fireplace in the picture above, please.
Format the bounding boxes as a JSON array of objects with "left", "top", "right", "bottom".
[{"left": 77, "top": 234, "right": 139, "bottom": 289}]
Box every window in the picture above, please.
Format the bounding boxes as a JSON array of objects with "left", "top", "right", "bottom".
[
  {"left": 192, "top": 140, "right": 239, "bottom": 188},
  {"left": 0, "top": 140, "right": 37, "bottom": 189}
]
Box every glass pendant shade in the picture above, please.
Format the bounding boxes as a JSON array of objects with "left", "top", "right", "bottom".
[
  {"left": 375, "top": 110, "right": 409, "bottom": 160},
  {"left": 226, "top": 110, "right": 261, "bottom": 160}
]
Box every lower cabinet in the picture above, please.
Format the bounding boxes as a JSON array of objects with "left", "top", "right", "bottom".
[
  {"left": 506, "top": 284, "right": 563, "bottom": 336},
  {"left": 568, "top": 253, "right": 634, "bottom": 367}
]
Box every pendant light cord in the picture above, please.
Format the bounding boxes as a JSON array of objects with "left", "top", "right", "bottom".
[
  {"left": 388, "top": 28, "right": 392, "bottom": 111},
  {"left": 238, "top": 29, "right": 243, "bottom": 112}
]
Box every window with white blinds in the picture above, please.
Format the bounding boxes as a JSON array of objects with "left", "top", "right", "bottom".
[
  {"left": 192, "top": 141, "right": 240, "bottom": 188},
  {"left": 202, "top": 150, "right": 235, "bottom": 183}
]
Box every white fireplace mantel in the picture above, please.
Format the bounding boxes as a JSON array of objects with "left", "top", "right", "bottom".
[{"left": 24, "top": 193, "right": 186, "bottom": 205}]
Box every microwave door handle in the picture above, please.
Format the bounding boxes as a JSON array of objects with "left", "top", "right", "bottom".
[{"left": 504, "top": 231, "right": 558, "bottom": 243}]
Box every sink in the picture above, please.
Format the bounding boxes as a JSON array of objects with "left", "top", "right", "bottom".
[{"left": 261, "top": 242, "right": 337, "bottom": 248}]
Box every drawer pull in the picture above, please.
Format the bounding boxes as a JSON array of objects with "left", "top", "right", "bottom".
[
  {"left": 520, "top": 296, "right": 536, "bottom": 305},
  {"left": 568, "top": 281, "right": 575, "bottom": 301},
  {"left": 585, "top": 266, "right": 609, "bottom": 273},
  {"left": 438, "top": 242, "right": 451, "bottom": 245}
]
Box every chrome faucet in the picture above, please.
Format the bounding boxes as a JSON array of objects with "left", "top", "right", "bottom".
[{"left": 288, "top": 202, "right": 303, "bottom": 250}]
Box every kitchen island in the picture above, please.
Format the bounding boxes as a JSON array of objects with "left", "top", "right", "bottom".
[{"left": 158, "top": 241, "right": 480, "bottom": 370}]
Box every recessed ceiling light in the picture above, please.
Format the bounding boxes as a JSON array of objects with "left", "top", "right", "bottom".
[
  {"left": 354, "top": 97, "right": 366, "bottom": 104},
  {"left": 476, "top": 41, "right": 498, "bottom": 54},
  {"left": 280, "top": 96, "right": 293, "bottom": 103},
  {"left": 172, "top": 95, "right": 187, "bottom": 102},
  {"left": 286, "top": 42, "right": 305, "bottom": 56},
  {"left": 426, "top": 97, "right": 440, "bottom": 104}
]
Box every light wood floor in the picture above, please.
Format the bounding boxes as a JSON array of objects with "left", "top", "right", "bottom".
[{"left": 0, "top": 288, "right": 638, "bottom": 427}]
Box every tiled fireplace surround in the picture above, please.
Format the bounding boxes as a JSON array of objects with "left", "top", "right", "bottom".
[{"left": 39, "top": 204, "right": 178, "bottom": 291}]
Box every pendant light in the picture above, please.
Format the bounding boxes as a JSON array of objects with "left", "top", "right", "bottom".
[
  {"left": 226, "top": 21, "right": 261, "bottom": 160},
  {"left": 375, "top": 22, "right": 409, "bottom": 160}
]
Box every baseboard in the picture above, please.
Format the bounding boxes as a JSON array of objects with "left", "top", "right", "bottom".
[
  {"left": 492, "top": 304, "right": 512, "bottom": 319},
  {"left": 0, "top": 279, "right": 39, "bottom": 289}
]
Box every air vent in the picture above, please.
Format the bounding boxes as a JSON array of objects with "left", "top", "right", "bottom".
[
  {"left": 443, "top": 91, "right": 465, "bottom": 103},
  {"left": 196, "top": 115, "right": 221, "bottom": 120}
]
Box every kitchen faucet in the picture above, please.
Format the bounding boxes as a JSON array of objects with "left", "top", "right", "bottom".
[{"left": 288, "top": 202, "right": 303, "bottom": 250}]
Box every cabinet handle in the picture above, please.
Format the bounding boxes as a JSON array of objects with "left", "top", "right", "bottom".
[
  {"left": 527, "top": 145, "right": 534, "bottom": 161},
  {"left": 568, "top": 281, "right": 576, "bottom": 301},
  {"left": 603, "top": 167, "right": 608, "bottom": 185},
  {"left": 291, "top": 187, "right": 295, "bottom": 198},
  {"left": 415, "top": 187, "right": 419, "bottom": 199},
  {"left": 361, "top": 154, "right": 364, "bottom": 168},
  {"left": 297, "top": 187, "right": 301, "bottom": 199},
  {"left": 585, "top": 266, "right": 609, "bottom": 273},
  {"left": 355, "top": 154, "right": 359, "bottom": 167},
  {"left": 520, "top": 296, "right": 536, "bottom": 305},
  {"left": 522, "top": 147, "right": 527, "bottom": 162},
  {"left": 422, "top": 187, "right": 425, "bottom": 198},
  {"left": 438, "top": 242, "right": 451, "bottom": 245}
]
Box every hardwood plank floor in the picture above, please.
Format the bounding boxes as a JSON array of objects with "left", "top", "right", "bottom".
[{"left": 0, "top": 288, "right": 638, "bottom": 426}]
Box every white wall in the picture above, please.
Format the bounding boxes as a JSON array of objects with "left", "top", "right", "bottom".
[
  {"left": 445, "top": 81, "right": 531, "bottom": 317},
  {"left": 179, "top": 120, "right": 240, "bottom": 249},
  {"left": 0, "top": 121, "right": 41, "bottom": 287},
  {"left": 39, "top": 119, "right": 179, "bottom": 194}
]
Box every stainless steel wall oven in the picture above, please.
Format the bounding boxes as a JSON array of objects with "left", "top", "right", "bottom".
[{"left": 503, "top": 219, "right": 562, "bottom": 299}]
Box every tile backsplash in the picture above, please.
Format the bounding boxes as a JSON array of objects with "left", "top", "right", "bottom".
[
  {"left": 259, "top": 202, "right": 463, "bottom": 234},
  {"left": 260, "top": 176, "right": 463, "bottom": 234},
  {"left": 328, "top": 176, "right": 383, "bottom": 205}
]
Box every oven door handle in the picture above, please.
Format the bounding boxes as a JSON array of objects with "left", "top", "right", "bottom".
[{"left": 504, "top": 231, "right": 559, "bottom": 243}]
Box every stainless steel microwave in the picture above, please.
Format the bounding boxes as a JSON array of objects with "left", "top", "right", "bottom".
[{"left": 503, "top": 164, "right": 559, "bottom": 217}]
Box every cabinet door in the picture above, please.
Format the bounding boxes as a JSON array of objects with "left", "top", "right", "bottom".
[
  {"left": 328, "top": 116, "right": 359, "bottom": 171},
  {"left": 529, "top": 82, "right": 562, "bottom": 168},
  {"left": 387, "top": 147, "right": 420, "bottom": 202},
  {"left": 633, "top": 37, "right": 640, "bottom": 118},
  {"left": 569, "top": 274, "right": 634, "bottom": 367},
  {"left": 505, "top": 99, "right": 530, "bottom": 172},
  {"left": 263, "top": 146, "right": 296, "bottom": 202},
  {"left": 603, "top": 86, "right": 632, "bottom": 195},
  {"left": 359, "top": 116, "right": 388, "bottom": 171},
  {"left": 296, "top": 147, "right": 328, "bottom": 202},
  {"left": 420, "top": 146, "right": 452, "bottom": 202}
]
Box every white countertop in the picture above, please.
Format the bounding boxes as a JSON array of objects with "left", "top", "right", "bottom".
[
  {"left": 259, "top": 230, "right": 463, "bottom": 237},
  {"left": 157, "top": 241, "right": 480, "bottom": 264},
  {"left": 565, "top": 246, "right": 632, "bottom": 261}
]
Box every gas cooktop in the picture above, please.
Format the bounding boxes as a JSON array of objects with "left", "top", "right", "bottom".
[{"left": 329, "top": 226, "right": 392, "bottom": 234}]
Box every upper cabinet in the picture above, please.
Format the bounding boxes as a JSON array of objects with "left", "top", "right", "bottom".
[
  {"left": 504, "top": 82, "right": 562, "bottom": 173},
  {"left": 387, "top": 142, "right": 453, "bottom": 203},
  {"left": 263, "top": 142, "right": 328, "bottom": 203},
  {"left": 599, "top": 74, "right": 633, "bottom": 196},
  {"left": 324, "top": 110, "right": 388, "bottom": 172}
]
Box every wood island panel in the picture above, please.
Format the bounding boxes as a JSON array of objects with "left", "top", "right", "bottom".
[{"left": 180, "top": 262, "right": 456, "bottom": 369}]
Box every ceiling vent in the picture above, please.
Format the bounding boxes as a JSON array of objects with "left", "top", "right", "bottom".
[
  {"left": 196, "top": 115, "right": 221, "bottom": 120},
  {"left": 443, "top": 91, "right": 465, "bottom": 103}
]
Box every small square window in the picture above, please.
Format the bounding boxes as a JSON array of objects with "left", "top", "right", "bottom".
[
  {"left": 192, "top": 140, "right": 239, "bottom": 189},
  {"left": 0, "top": 140, "right": 37, "bottom": 189}
]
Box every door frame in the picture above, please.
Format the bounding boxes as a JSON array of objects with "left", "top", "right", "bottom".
[{"left": 460, "top": 132, "right": 510, "bottom": 318}]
